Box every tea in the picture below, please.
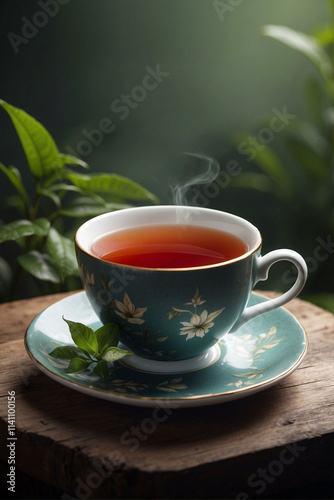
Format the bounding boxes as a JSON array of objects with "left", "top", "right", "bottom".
[{"left": 90, "top": 224, "right": 247, "bottom": 269}]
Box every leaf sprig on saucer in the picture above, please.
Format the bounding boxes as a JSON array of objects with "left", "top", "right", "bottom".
[{"left": 48, "top": 318, "right": 132, "bottom": 379}]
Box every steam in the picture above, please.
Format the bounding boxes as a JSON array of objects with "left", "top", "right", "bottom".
[{"left": 169, "top": 152, "right": 220, "bottom": 221}]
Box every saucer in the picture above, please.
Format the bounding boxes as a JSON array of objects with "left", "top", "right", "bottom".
[{"left": 25, "top": 292, "right": 307, "bottom": 408}]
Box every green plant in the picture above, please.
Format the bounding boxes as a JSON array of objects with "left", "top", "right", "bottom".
[
  {"left": 49, "top": 318, "right": 132, "bottom": 380},
  {"left": 231, "top": 3, "right": 334, "bottom": 312},
  {"left": 0, "top": 100, "right": 158, "bottom": 301}
]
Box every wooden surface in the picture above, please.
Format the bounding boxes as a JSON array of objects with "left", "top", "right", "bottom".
[{"left": 0, "top": 290, "right": 333, "bottom": 499}]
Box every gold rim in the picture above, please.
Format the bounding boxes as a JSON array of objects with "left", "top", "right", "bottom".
[
  {"left": 74, "top": 206, "right": 263, "bottom": 271},
  {"left": 24, "top": 291, "right": 308, "bottom": 404}
]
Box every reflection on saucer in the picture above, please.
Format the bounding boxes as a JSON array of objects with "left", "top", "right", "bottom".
[{"left": 222, "top": 326, "right": 284, "bottom": 369}]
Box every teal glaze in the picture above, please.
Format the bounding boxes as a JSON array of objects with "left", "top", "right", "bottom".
[
  {"left": 76, "top": 246, "right": 260, "bottom": 361},
  {"left": 25, "top": 292, "right": 308, "bottom": 408},
  {"left": 74, "top": 206, "right": 307, "bottom": 363}
]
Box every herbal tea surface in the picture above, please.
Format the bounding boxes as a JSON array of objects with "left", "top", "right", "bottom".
[{"left": 91, "top": 224, "right": 248, "bottom": 269}]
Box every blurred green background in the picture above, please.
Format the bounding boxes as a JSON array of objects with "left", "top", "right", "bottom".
[{"left": 0, "top": 0, "right": 333, "bottom": 308}]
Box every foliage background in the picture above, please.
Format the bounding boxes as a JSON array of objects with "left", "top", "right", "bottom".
[{"left": 0, "top": 0, "right": 332, "bottom": 308}]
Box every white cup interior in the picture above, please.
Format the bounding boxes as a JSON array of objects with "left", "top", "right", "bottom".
[{"left": 75, "top": 206, "right": 262, "bottom": 262}]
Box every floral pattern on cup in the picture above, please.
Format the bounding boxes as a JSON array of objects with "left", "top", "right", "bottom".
[
  {"left": 168, "top": 288, "right": 225, "bottom": 341},
  {"left": 114, "top": 293, "right": 147, "bottom": 325}
]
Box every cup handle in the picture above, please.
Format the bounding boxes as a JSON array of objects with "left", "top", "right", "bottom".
[{"left": 230, "top": 249, "right": 308, "bottom": 332}]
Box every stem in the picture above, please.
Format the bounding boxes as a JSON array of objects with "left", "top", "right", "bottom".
[
  {"left": 329, "top": 0, "right": 334, "bottom": 23},
  {"left": 329, "top": 0, "right": 334, "bottom": 73},
  {"left": 49, "top": 211, "right": 62, "bottom": 225},
  {"left": 30, "top": 182, "right": 42, "bottom": 222},
  {"left": 23, "top": 199, "right": 32, "bottom": 221},
  {"left": 43, "top": 169, "right": 65, "bottom": 189}
]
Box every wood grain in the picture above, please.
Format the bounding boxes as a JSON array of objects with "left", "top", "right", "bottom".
[{"left": 0, "top": 291, "right": 333, "bottom": 499}]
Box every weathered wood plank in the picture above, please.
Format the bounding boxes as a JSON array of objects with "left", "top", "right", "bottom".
[{"left": 0, "top": 291, "right": 333, "bottom": 498}]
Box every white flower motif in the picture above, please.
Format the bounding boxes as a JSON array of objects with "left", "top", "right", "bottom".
[
  {"left": 227, "top": 379, "right": 243, "bottom": 388},
  {"left": 115, "top": 293, "right": 147, "bottom": 325},
  {"left": 180, "top": 308, "right": 224, "bottom": 340},
  {"left": 186, "top": 288, "right": 206, "bottom": 307},
  {"left": 157, "top": 377, "right": 188, "bottom": 392},
  {"left": 86, "top": 271, "right": 95, "bottom": 286}
]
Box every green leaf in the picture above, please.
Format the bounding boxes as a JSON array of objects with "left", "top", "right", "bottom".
[
  {"left": 67, "top": 357, "right": 91, "bottom": 374},
  {"left": 261, "top": 25, "right": 334, "bottom": 99},
  {"left": 46, "top": 227, "right": 77, "bottom": 282},
  {"left": 305, "top": 292, "right": 334, "bottom": 314},
  {"left": 58, "top": 197, "right": 130, "bottom": 218},
  {"left": 4, "top": 195, "right": 26, "bottom": 215},
  {"left": 0, "top": 163, "right": 30, "bottom": 205},
  {"left": 0, "top": 100, "right": 62, "bottom": 178},
  {"left": 93, "top": 360, "right": 109, "bottom": 379},
  {"left": 0, "top": 218, "right": 50, "bottom": 244},
  {"left": 312, "top": 23, "right": 334, "bottom": 46},
  {"left": 101, "top": 346, "right": 133, "bottom": 362},
  {"left": 38, "top": 188, "right": 62, "bottom": 209},
  {"left": 18, "top": 251, "right": 61, "bottom": 283},
  {"left": 288, "top": 120, "right": 329, "bottom": 157},
  {"left": 64, "top": 171, "right": 159, "bottom": 204},
  {"left": 49, "top": 345, "right": 83, "bottom": 360},
  {"left": 229, "top": 172, "right": 276, "bottom": 194},
  {"left": 235, "top": 133, "right": 294, "bottom": 195},
  {"left": 50, "top": 184, "right": 109, "bottom": 206},
  {"left": 304, "top": 78, "right": 326, "bottom": 126},
  {"left": 48, "top": 183, "right": 83, "bottom": 193},
  {"left": 261, "top": 25, "right": 333, "bottom": 79},
  {"left": 95, "top": 323, "right": 120, "bottom": 354},
  {"left": 58, "top": 153, "right": 89, "bottom": 169},
  {"left": 252, "top": 147, "right": 292, "bottom": 189},
  {"left": 287, "top": 136, "right": 329, "bottom": 179},
  {"left": 0, "top": 256, "right": 12, "bottom": 302},
  {"left": 49, "top": 184, "right": 112, "bottom": 209},
  {"left": 32, "top": 218, "right": 51, "bottom": 236},
  {"left": 63, "top": 317, "right": 98, "bottom": 355}
]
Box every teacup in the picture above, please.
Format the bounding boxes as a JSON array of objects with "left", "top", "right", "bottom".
[{"left": 75, "top": 206, "right": 307, "bottom": 373}]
